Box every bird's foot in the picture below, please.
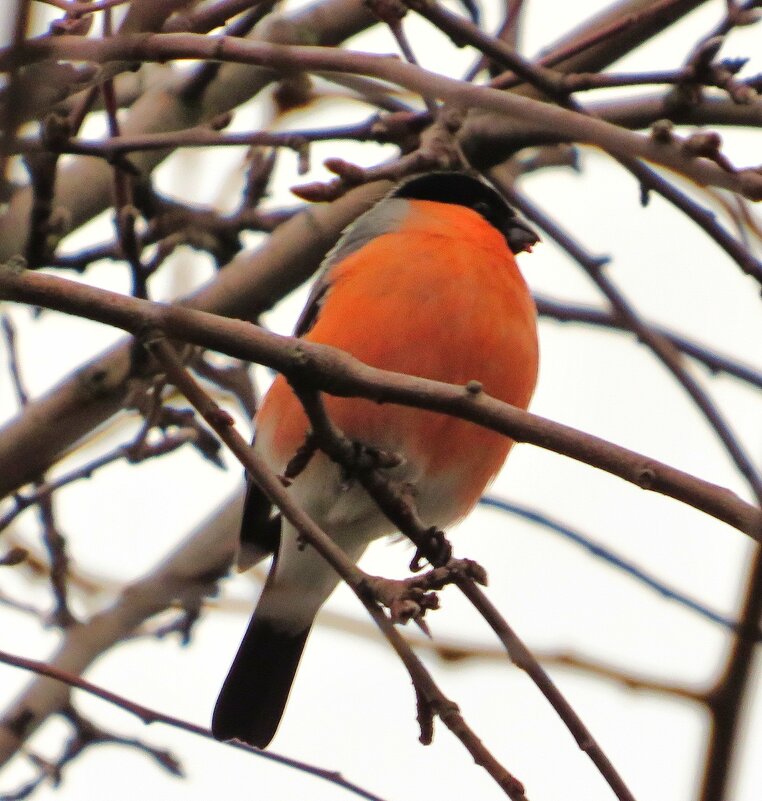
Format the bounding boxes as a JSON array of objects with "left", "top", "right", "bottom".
[
  {"left": 337, "top": 441, "right": 405, "bottom": 490},
  {"left": 365, "top": 558, "right": 488, "bottom": 633},
  {"left": 409, "top": 526, "right": 452, "bottom": 572},
  {"left": 366, "top": 574, "right": 440, "bottom": 633}
]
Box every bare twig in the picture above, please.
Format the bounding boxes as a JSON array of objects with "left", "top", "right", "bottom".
[
  {"left": 459, "top": 581, "right": 639, "bottom": 801},
  {"left": 534, "top": 295, "right": 762, "bottom": 390},
  {"left": 2, "top": 310, "right": 74, "bottom": 626},
  {"left": 478, "top": 496, "right": 760, "bottom": 638},
  {"left": 190, "top": 353, "right": 258, "bottom": 417},
  {"left": 563, "top": 66, "right": 757, "bottom": 97},
  {"left": 36, "top": 494, "right": 75, "bottom": 627},
  {"left": 1, "top": 316, "right": 29, "bottom": 407},
  {"left": 365, "top": 0, "right": 438, "bottom": 113},
  {"left": 0, "top": 647, "right": 388, "bottom": 801},
  {"left": 7, "top": 703, "right": 183, "bottom": 799},
  {"left": 0, "top": 427, "right": 197, "bottom": 535},
  {"left": 534, "top": 651, "right": 706, "bottom": 703}
]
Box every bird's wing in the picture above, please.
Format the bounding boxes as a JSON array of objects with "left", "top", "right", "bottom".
[{"left": 236, "top": 478, "right": 281, "bottom": 570}]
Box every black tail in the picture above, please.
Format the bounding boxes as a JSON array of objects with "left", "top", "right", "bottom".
[{"left": 212, "top": 614, "right": 311, "bottom": 747}]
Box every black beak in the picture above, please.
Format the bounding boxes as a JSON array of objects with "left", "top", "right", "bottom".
[{"left": 505, "top": 219, "right": 540, "bottom": 254}]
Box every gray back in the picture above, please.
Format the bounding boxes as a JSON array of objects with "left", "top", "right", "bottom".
[{"left": 294, "top": 197, "right": 411, "bottom": 337}]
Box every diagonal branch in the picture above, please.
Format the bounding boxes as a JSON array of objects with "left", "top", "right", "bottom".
[
  {"left": 0, "top": 647, "right": 387, "bottom": 801},
  {"left": 289, "top": 386, "right": 638, "bottom": 801},
  {"left": 150, "top": 337, "right": 530, "bottom": 800},
  {"left": 534, "top": 295, "right": 762, "bottom": 391}
]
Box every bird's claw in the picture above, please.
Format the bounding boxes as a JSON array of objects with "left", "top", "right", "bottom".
[
  {"left": 366, "top": 557, "right": 487, "bottom": 627},
  {"left": 366, "top": 576, "right": 440, "bottom": 627},
  {"left": 409, "top": 526, "right": 451, "bottom": 572}
]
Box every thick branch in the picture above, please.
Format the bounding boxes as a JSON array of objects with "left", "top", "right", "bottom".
[{"left": 0, "top": 267, "right": 758, "bottom": 539}]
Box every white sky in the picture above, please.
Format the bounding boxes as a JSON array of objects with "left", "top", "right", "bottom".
[{"left": 1, "top": 2, "right": 761, "bottom": 801}]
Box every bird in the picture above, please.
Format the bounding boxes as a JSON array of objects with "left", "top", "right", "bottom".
[{"left": 211, "top": 170, "right": 540, "bottom": 747}]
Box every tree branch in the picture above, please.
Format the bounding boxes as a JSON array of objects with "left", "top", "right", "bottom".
[
  {"left": 534, "top": 295, "right": 762, "bottom": 391},
  {"left": 1, "top": 267, "right": 758, "bottom": 539},
  {"left": 149, "top": 337, "right": 529, "bottom": 800},
  {"left": 0, "top": 181, "right": 389, "bottom": 498},
  {"left": 7, "top": 33, "right": 761, "bottom": 199},
  {"left": 0, "top": 647, "right": 387, "bottom": 801}
]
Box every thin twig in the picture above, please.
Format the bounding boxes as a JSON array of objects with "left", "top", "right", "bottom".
[
  {"left": 36, "top": 494, "right": 75, "bottom": 627},
  {"left": 365, "top": 0, "right": 438, "bottom": 113},
  {"left": 459, "top": 581, "right": 639, "bottom": 801},
  {"left": 2, "top": 310, "right": 74, "bottom": 626},
  {"left": 0, "top": 428, "right": 197, "bottom": 535},
  {"left": 478, "top": 496, "right": 759, "bottom": 638},
  {"left": 100, "top": 9, "right": 147, "bottom": 300},
  {"left": 1, "top": 316, "right": 29, "bottom": 406},
  {"left": 9, "top": 120, "right": 398, "bottom": 158},
  {"left": 0, "top": 647, "right": 388, "bottom": 801},
  {"left": 534, "top": 295, "right": 762, "bottom": 390}
]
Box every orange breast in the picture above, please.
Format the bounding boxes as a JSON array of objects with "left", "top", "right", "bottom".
[{"left": 259, "top": 199, "right": 538, "bottom": 513}]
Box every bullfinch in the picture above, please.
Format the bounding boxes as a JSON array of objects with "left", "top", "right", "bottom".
[{"left": 211, "top": 170, "right": 540, "bottom": 747}]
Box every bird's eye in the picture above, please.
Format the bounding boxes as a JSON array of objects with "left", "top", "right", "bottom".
[{"left": 473, "top": 201, "right": 491, "bottom": 217}]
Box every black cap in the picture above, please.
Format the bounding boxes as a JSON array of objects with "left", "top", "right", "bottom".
[{"left": 392, "top": 171, "right": 539, "bottom": 255}]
